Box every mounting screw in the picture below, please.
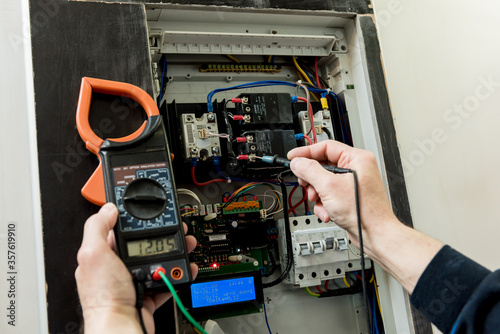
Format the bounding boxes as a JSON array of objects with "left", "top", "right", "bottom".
[
  {"left": 241, "top": 96, "right": 249, "bottom": 104},
  {"left": 212, "top": 146, "right": 220, "bottom": 155},
  {"left": 207, "top": 112, "right": 216, "bottom": 122},
  {"left": 246, "top": 135, "right": 254, "bottom": 142},
  {"left": 190, "top": 148, "right": 198, "bottom": 156}
]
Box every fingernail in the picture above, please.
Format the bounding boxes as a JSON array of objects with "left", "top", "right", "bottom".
[{"left": 290, "top": 157, "right": 304, "bottom": 170}]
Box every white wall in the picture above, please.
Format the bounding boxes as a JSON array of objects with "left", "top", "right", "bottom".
[
  {"left": 372, "top": 0, "right": 500, "bottom": 271},
  {"left": 0, "top": 0, "right": 48, "bottom": 333}
]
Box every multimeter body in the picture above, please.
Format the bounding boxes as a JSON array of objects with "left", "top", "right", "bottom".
[
  {"left": 100, "top": 116, "right": 191, "bottom": 290},
  {"left": 76, "top": 77, "right": 191, "bottom": 292}
]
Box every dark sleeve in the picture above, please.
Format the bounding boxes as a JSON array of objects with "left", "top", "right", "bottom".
[{"left": 410, "top": 245, "right": 500, "bottom": 333}]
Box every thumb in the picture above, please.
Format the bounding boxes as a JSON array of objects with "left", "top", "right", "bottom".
[{"left": 290, "top": 157, "right": 334, "bottom": 192}]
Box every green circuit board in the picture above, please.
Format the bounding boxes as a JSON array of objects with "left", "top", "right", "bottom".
[{"left": 185, "top": 201, "right": 271, "bottom": 279}]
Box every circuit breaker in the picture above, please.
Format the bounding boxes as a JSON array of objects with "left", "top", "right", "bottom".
[{"left": 277, "top": 215, "right": 370, "bottom": 288}]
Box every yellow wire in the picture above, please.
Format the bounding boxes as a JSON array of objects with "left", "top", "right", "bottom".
[
  {"left": 181, "top": 210, "right": 196, "bottom": 217},
  {"left": 373, "top": 278, "right": 383, "bottom": 320},
  {"left": 369, "top": 274, "right": 375, "bottom": 283},
  {"left": 292, "top": 57, "right": 313, "bottom": 85},
  {"left": 192, "top": 325, "right": 202, "bottom": 334},
  {"left": 294, "top": 60, "right": 319, "bottom": 102},
  {"left": 305, "top": 287, "right": 320, "bottom": 297},
  {"left": 267, "top": 55, "right": 273, "bottom": 63},
  {"left": 226, "top": 54, "right": 240, "bottom": 63},
  {"left": 343, "top": 277, "right": 351, "bottom": 288}
]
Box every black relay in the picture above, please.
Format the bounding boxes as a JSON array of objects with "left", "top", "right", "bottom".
[
  {"left": 237, "top": 93, "right": 293, "bottom": 125},
  {"left": 239, "top": 129, "right": 297, "bottom": 158}
]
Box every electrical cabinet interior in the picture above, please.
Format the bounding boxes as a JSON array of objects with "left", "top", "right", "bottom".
[{"left": 143, "top": 5, "right": 414, "bottom": 334}]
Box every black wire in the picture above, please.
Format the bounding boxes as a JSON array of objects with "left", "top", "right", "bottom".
[
  {"left": 263, "top": 171, "right": 293, "bottom": 288},
  {"left": 329, "top": 168, "right": 371, "bottom": 333},
  {"left": 322, "top": 126, "right": 333, "bottom": 140},
  {"left": 263, "top": 249, "right": 277, "bottom": 277},
  {"left": 352, "top": 170, "right": 372, "bottom": 333},
  {"left": 134, "top": 273, "right": 148, "bottom": 334}
]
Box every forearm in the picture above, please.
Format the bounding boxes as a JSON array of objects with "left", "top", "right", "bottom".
[
  {"left": 83, "top": 307, "right": 143, "bottom": 334},
  {"left": 361, "top": 217, "right": 444, "bottom": 294}
]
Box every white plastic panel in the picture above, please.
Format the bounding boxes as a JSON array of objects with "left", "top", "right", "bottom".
[{"left": 161, "top": 31, "right": 336, "bottom": 56}]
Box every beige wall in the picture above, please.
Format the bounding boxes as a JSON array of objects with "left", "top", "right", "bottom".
[{"left": 371, "top": 1, "right": 500, "bottom": 270}]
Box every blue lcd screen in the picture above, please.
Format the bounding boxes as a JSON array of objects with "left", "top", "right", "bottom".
[{"left": 191, "top": 277, "right": 256, "bottom": 308}]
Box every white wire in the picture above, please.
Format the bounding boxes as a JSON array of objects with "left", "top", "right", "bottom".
[
  {"left": 206, "top": 131, "right": 230, "bottom": 141},
  {"left": 266, "top": 207, "right": 283, "bottom": 218},
  {"left": 257, "top": 193, "right": 278, "bottom": 212},
  {"left": 296, "top": 81, "right": 314, "bottom": 138},
  {"left": 177, "top": 188, "right": 202, "bottom": 207}
]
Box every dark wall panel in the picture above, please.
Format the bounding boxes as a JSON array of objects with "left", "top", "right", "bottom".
[{"left": 30, "top": 0, "right": 153, "bottom": 331}]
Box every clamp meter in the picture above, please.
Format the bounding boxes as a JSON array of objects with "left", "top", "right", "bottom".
[{"left": 76, "top": 77, "right": 191, "bottom": 290}]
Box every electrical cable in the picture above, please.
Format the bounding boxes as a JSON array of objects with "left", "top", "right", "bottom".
[
  {"left": 191, "top": 165, "right": 226, "bottom": 187},
  {"left": 316, "top": 285, "right": 324, "bottom": 294},
  {"left": 262, "top": 171, "right": 293, "bottom": 288},
  {"left": 305, "top": 287, "right": 320, "bottom": 297},
  {"left": 287, "top": 185, "right": 307, "bottom": 215},
  {"left": 343, "top": 277, "right": 351, "bottom": 288},
  {"left": 226, "top": 54, "right": 240, "bottom": 63},
  {"left": 302, "top": 186, "right": 310, "bottom": 214},
  {"left": 158, "top": 271, "right": 208, "bottom": 334},
  {"left": 295, "top": 88, "right": 317, "bottom": 144},
  {"left": 314, "top": 57, "right": 321, "bottom": 89},
  {"left": 263, "top": 302, "right": 273, "bottom": 334},
  {"left": 303, "top": 134, "right": 313, "bottom": 146},
  {"left": 157, "top": 55, "right": 167, "bottom": 107},
  {"left": 351, "top": 169, "right": 372, "bottom": 333},
  {"left": 177, "top": 188, "right": 203, "bottom": 208},
  {"left": 288, "top": 185, "right": 299, "bottom": 216},
  {"left": 322, "top": 126, "right": 333, "bottom": 140},
  {"left": 325, "top": 280, "right": 330, "bottom": 291},
  {"left": 292, "top": 57, "right": 313, "bottom": 86},
  {"left": 133, "top": 273, "right": 147, "bottom": 334}
]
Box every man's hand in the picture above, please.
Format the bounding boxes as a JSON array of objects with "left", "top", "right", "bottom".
[
  {"left": 288, "top": 140, "right": 443, "bottom": 293},
  {"left": 75, "top": 203, "right": 198, "bottom": 333},
  {"left": 288, "top": 140, "right": 396, "bottom": 248}
]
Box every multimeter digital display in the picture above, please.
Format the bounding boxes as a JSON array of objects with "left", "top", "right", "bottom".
[{"left": 126, "top": 235, "right": 178, "bottom": 258}]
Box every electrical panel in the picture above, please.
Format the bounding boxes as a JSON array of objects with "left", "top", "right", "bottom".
[{"left": 145, "top": 6, "right": 391, "bottom": 334}]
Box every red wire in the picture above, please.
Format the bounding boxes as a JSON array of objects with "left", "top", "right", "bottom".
[
  {"left": 316, "top": 285, "right": 323, "bottom": 294},
  {"left": 314, "top": 57, "right": 321, "bottom": 89},
  {"left": 302, "top": 134, "right": 313, "bottom": 146},
  {"left": 191, "top": 166, "right": 226, "bottom": 187},
  {"left": 288, "top": 186, "right": 308, "bottom": 214},
  {"left": 325, "top": 280, "right": 330, "bottom": 291},
  {"left": 296, "top": 96, "right": 317, "bottom": 144},
  {"left": 302, "top": 186, "right": 310, "bottom": 213},
  {"left": 288, "top": 185, "right": 299, "bottom": 216}
]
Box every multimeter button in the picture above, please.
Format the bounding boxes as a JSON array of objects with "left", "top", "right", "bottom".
[
  {"left": 122, "top": 178, "right": 168, "bottom": 220},
  {"left": 152, "top": 267, "right": 166, "bottom": 281}
]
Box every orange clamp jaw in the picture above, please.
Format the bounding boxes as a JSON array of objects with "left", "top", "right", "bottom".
[{"left": 76, "top": 77, "right": 160, "bottom": 206}]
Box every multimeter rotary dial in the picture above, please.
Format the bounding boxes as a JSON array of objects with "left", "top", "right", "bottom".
[{"left": 122, "top": 178, "right": 168, "bottom": 220}]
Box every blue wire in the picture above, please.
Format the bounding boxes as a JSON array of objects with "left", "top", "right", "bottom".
[
  {"left": 206, "top": 80, "right": 353, "bottom": 145},
  {"left": 263, "top": 302, "right": 272, "bottom": 334}
]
